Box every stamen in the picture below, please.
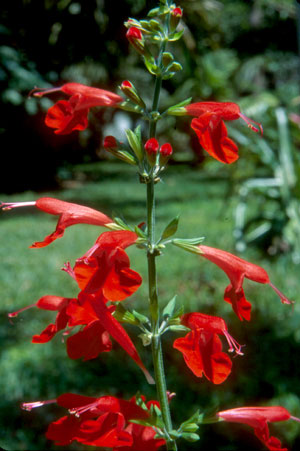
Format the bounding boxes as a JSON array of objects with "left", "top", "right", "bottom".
[
  {"left": 69, "top": 400, "right": 100, "bottom": 417},
  {"left": 223, "top": 329, "right": 244, "bottom": 356},
  {"left": 21, "top": 399, "right": 56, "bottom": 411},
  {"left": 239, "top": 113, "right": 263, "bottom": 135},
  {"left": 62, "top": 262, "right": 76, "bottom": 280},
  {"left": 291, "top": 415, "right": 300, "bottom": 423},
  {"left": 1, "top": 201, "right": 36, "bottom": 211},
  {"left": 8, "top": 303, "right": 37, "bottom": 318},
  {"left": 29, "top": 86, "right": 62, "bottom": 98},
  {"left": 269, "top": 282, "right": 294, "bottom": 305}
]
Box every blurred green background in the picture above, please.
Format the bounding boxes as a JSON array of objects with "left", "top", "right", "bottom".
[{"left": 1, "top": 0, "right": 300, "bottom": 450}]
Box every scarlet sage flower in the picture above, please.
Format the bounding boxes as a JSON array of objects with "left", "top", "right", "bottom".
[
  {"left": 65, "top": 230, "right": 142, "bottom": 302},
  {"left": 1, "top": 197, "right": 112, "bottom": 248},
  {"left": 32, "top": 82, "right": 123, "bottom": 134},
  {"left": 199, "top": 245, "right": 293, "bottom": 321},
  {"left": 218, "top": 406, "right": 300, "bottom": 451},
  {"left": 173, "top": 312, "right": 234, "bottom": 384},
  {"left": 185, "top": 102, "right": 263, "bottom": 164},
  {"left": 21, "top": 393, "right": 165, "bottom": 449},
  {"left": 8, "top": 295, "right": 113, "bottom": 360}
]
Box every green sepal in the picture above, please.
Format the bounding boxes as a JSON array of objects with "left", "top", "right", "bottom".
[
  {"left": 119, "top": 99, "right": 144, "bottom": 114},
  {"left": 134, "top": 225, "right": 147, "bottom": 238},
  {"left": 172, "top": 237, "right": 205, "bottom": 254},
  {"left": 182, "top": 423, "right": 199, "bottom": 433},
  {"left": 162, "top": 51, "right": 174, "bottom": 66},
  {"left": 165, "top": 97, "right": 192, "bottom": 115},
  {"left": 143, "top": 56, "right": 160, "bottom": 75},
  {"left": 181, "top": 432, "right": 200, "bottom": 442},
  {"left": 168, "top": 305, "right": 184, "bottom": 325},
  {"left": 138, "top": 333, "right": 152, "bottom": 346},
  {"left": 148, "top": 5, "right": 169, "bottom": 16},
  {"left": 161, "top": 215, "right": 180, "bottom": 240},
  {"left": 162, "top": 72, "right": 176, "bottom": 80},
  {"left": 162, "top": 295, "right": 177, "bottom": 319},
  {"left": 113, "top": 216, "right": 131, "bottom": 231},
  {"left": 149, "top": 19, "right": 163, "bottom": 32},
  {"left": 108, "top": 150, "right": 136, "bottom": 165},
  {"left": 168, "top": 29, "right": 184, "bottom": 41},
  {"left": 132, "top": 309, "right": 150, "bottom": 325},
  {"left": 113, "top": 303, "right": 139, "bottom": 325},
  {"left": 166, "top": 62, "right": 183, "bottom": 72},
  {"left": 125, "top": 127, "right": 143, "bottom": 161},
  {"left": 169, "top": 324, "right": 189, "bottom": 332}
]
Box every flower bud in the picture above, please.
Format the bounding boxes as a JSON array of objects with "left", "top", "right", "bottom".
[
  {"left": 145, "top": 138, "right": 159, "bottom": 166},
  {"left": 103, "top": 135, "right": 118, "bottom": 150},
  {"left": 126, "top": 27, "right": 145, "bottom": 55},
  {"left": 170, "top": 6, "right": 183, "bottom": 31},
  {"left": 120, "top": 80, "right": 146, "bottom": 109},
  {"left": 104, "top": 135, "right": 136, "bottom": 165},
  {"left": 160, "top": 142, "right": 173, "bottom": 166}
]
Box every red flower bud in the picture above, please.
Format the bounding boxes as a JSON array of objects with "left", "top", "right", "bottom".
[
  {"left": 145, "top": 138, "right": 159, "bottom": 165},
  {"left": 160, "top": 143, "right": 173, "bottom": 157},
  {"left": 171, "top": 7, "right": 183, "bottom": 17},
  {"left": 103, "top": 136, "right": 118, "bottom": 149},
  {"left": 126, "top": 26, "right": 143, "bottom": 42},
  {"left": 160, "top": 143, "right": 173, "bottom": 167},
  {"left": 145, "top": 138, "right": 159, "bottom": 155},
  {"left": 121, "top": 80, "right": 133, "bottom": 89}
]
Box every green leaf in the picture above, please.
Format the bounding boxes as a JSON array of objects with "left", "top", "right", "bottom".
[
  {"left": 125, "top": 128, "right": 143, "bottom": 161},
  {"left": 161, "top": 215, "right": 180, "bottom": 240},
  {"left": 168, "top": 29, "right": 184, "bottom": 42},
  {"left": 162, "top": 295, "right": 177, "bottom": 318}
]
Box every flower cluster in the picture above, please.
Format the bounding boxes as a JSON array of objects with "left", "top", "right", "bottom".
[{"left": 22, "top": 393, "right": 166, "bottom": 450}]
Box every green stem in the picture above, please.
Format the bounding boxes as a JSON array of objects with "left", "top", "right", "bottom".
[{"left": 146, "top": 10, "right": 177, "bottom": 449}]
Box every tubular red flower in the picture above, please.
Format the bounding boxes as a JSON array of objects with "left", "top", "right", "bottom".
[
  {"left": 85, "top": 292, "right": 154, "bottom": 384},
  {"left": 199, "top": 245, "right": 293, "bottom": 321},
  {"left": 1, "top": 197, "right": 112, "bottom": 248},
  {"left": 185, "top": 102, "right": 263, "bottom": 164},
  {"left": 181, "top": 312, "right": 243, "bottom": 355},
  {"left": 173, "top": 328, "right": 232, "bottom": 384},
  {"left": 32, "top": 82, "right": 123, "bottom": 135},
  {"left": 24, "top": 393, "right": 165, "bottom": 449},
  {"left": 69, "top": 230, "right": 142, "bottom": 301},
  {"left": 218, "top": 406, "right": 300, "bottom": 451}
]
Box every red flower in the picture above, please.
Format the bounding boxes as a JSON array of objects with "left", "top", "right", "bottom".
[
  {"left": 218, "top": 406, "right": 300, "bottom": 451},
  {"left": 173, "top": 312, "right": 238, "bottom": 384},
  {"left": 185, "top": 102, "right": 263, "bottom": 164},
  {"left": 22, "top": 393, "right": 166, "bottom": 450},
  {"left": 33, "top": 82, "right": 123, "bottom": 134},
  {"left": 8, "top": 295, "right": 113, "bottom": 359},
  {"left": 65, "top": 230, "right": 142, "bottom": 301},
  {"left": 199, "top": 245, "right": 293, "bottom": 321},
  {"left": 1, "top": 197, "right": 112, "bottom": 248}
]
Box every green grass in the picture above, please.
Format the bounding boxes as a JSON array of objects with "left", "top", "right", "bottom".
[{"left": 1, "top": 161, "right": 300, "bottom": 450}]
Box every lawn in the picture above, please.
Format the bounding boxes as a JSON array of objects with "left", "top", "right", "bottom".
[{"left": 1, "top": 161, "right": 299, "bottom": 450}]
